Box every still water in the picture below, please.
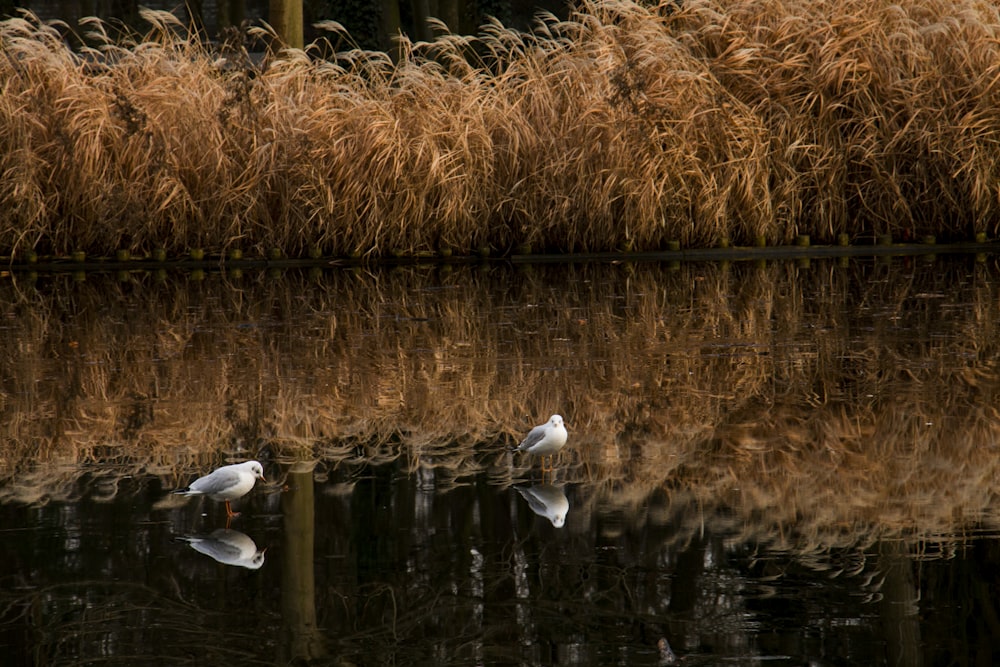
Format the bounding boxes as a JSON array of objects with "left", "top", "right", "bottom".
[{"left": 1, "top": 256, "right": 999, "bottom": 665}]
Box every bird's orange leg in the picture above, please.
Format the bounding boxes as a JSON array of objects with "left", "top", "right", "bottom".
[{"left": 225, "top": 501, "right": 240, "bottom": 518}]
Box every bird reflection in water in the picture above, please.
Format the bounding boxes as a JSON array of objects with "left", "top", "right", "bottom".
[
  {"left": 515, "top": 483, "right": 570, "bottom": 528},
  {"left": 177, "top": 528, "right": 267, "bottom": 570}
]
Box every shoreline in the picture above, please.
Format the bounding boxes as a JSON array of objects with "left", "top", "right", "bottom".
[{"left": 4, "top": 238, "right": 995, "bottom": 272}]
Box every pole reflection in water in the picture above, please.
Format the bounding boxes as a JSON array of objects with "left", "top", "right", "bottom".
[
  {"left": 280, "top": 462, "right": 326, "bottom": 663},
  {"left": 878, "top": 540, "right": 924, "bottom": 667}
]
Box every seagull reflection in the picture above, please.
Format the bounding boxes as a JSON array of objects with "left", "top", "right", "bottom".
[
  {"left": 177, "top": 528, "right": 266, "bottom": 570},
  {"left": 515, "top": 483, "right": 569, "bottom": 528}
]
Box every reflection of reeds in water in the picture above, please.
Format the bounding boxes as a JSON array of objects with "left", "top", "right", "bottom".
[
  {"left": 3, "top": 1, "right": 1000, "bottom": 257},
  {"left": 1, "top": 259, "right": 1000, "bottom": 552}
]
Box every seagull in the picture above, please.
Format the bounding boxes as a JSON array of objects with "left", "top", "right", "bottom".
[
  {"left": 513, "top": 415, "right": 568, "bottom": 471},
  {"left": 177, "top": 528, "right": 267, "bottom": 570},
  {"left": 172, "top": 460, "right": 266, "bottom": 519}
]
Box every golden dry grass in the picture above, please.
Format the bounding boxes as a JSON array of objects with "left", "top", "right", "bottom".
[
  {"left": 1, "top": 259, "right": 1000, "bottom": 556},
  {"left": 2, "top": 0, "right": 1000, "bottom": 257}
]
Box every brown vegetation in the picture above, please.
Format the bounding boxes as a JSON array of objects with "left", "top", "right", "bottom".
[
  {"left": 1, "top": 259, "right": 1000, "bottom": 556},
  {"left": 2, "top": 0, "right": 1000, "bottom": 258}
]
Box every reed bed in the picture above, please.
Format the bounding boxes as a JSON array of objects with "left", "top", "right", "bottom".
[
  {"left": 2, "top": 259, "right": 1000, "bottom": 557},
  {"left": 2, "top": 0, "right": 1000, "bottom": 258}
]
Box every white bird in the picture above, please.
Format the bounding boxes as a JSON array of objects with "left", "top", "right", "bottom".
[
  {"left": 178, "top": 528, "right": 267, "bottom": 570},
  {"left": 516, "top": 483, "right": 569, "bottom": 528},
  {"left": 513, "top": 415, "right": 568, "bottom": 471},
  {"left": 172, "top": 460, "right": 266, "bottom": 518}
]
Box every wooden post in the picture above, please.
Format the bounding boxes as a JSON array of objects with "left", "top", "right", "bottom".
[{"left": 269, "top": 0, "right": 303, "bottom": 49}]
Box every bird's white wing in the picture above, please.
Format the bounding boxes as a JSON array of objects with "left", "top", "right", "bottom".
[{"left": 190, "top": 467, "right": 242, "bottom": 495}]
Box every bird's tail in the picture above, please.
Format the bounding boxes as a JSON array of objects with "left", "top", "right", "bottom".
[{"left": 172, "top": 487, "right": 192, "bottom": 495}]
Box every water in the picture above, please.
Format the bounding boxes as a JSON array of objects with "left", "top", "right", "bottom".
[{"left": 1, "top": 256, "right": 999, "bottom": 665}]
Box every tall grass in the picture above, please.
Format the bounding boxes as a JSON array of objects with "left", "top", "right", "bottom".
[{"left": 2, "top": 0, "right": 1000, "bottom": 257}]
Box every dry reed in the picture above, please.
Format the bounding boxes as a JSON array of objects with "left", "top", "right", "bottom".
[{"left": 2, "top": 0, "right": 1000, "bottom": 258}]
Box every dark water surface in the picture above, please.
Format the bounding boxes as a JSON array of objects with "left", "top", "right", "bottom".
[
  {"left": 4, "top": 466, "right": 994, "bottom": 667},
  {"left": 1, "top": 257, "right": 1000, "bottom": 665}
]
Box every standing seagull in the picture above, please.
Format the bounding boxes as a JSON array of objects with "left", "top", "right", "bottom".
[
  {"left": 514, "top": 415, "right": 568, "bottom": 471},
  {"left": 172, "top": 460, "right": 266, "bottom": 518}
]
